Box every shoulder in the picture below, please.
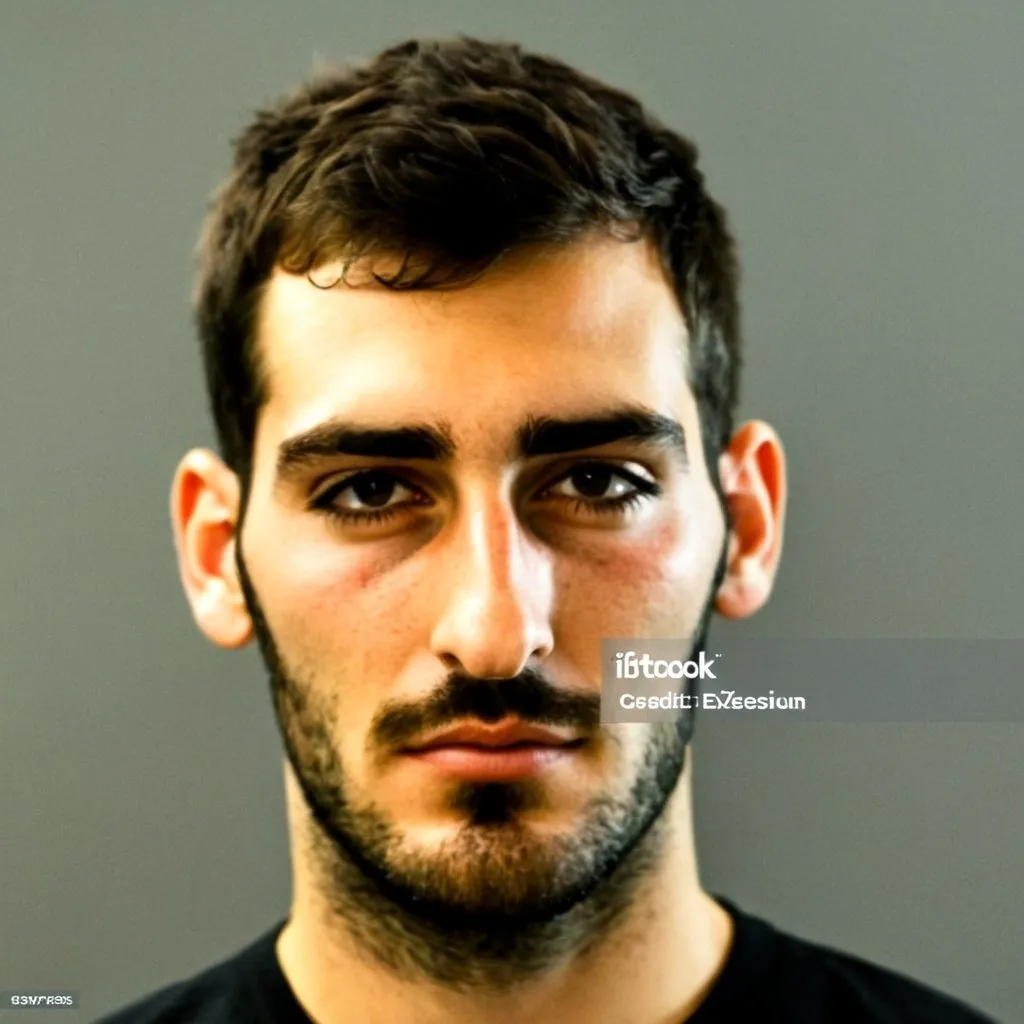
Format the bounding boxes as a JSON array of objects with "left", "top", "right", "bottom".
[
  {"left": 94, "top": 976, "right": 230, "bottom": 1024},
  {"left": 92, "top": 922, "right": 287, "bottom": 1024},
  {"left": 778, "top": 932, "right": 997, "bottom": 1022},
  {"left": 722, "top": 899, "right": 999, "bottom": 1023}
]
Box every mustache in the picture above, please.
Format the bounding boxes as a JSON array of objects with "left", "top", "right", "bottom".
[{"left": 370, "top": 667, "right": 602, "bottom": 751}]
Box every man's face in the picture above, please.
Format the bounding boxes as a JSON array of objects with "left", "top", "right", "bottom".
[{"left": 235, "top": 235, "right": 728, "bottom": 932}]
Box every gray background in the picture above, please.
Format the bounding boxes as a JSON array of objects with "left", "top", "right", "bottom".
[{"left": 1, "top": 1, "right": 1021, "bottom": 1021}]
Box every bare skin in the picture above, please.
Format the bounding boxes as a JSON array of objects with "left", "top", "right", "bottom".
[{"left": 170, "top": 233, "right": 786, "bottom": 1024}]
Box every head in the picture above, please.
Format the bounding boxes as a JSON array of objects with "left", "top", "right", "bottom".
[{"left": 171, "top": 36, "right": 785, "bottom": 986}]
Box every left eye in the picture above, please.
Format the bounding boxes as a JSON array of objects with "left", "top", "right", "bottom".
[{"left": 546, "top": 464, "right": 643, "bottom": 502}]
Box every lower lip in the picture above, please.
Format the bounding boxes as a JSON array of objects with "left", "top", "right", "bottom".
[{"left": 403, "top": 743, "right": 582, "bottom": 781}]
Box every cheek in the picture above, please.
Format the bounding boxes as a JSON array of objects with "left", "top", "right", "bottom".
[
  {"left": 557, "top": 512, "right": 720, "bottom": 640},
  {"left": 579, "top": 519, "right": 694, "bottom": 593},
  {"left": 268, "top": 540, "right": 413, "bottom": 655}
]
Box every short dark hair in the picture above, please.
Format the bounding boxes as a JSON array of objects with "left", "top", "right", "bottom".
[{"left": 192, "top": 35, "right": 743, "bottom": 499}]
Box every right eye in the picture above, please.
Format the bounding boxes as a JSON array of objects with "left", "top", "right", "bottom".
[{"left": 311, "top": 471, "right": 427, "bottom": 527}]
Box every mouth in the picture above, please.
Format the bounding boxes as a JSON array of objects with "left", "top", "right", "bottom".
[{"left": 400, "top": 719, "right": 589, "bottom": 782}]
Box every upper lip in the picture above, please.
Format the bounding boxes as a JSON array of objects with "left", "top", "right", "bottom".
[{"left": 404, "top": 719, "right": 583, "bottom": 752}]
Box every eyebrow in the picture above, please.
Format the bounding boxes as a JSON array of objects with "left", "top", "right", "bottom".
[{"left": 274, "top": 404, "right": 687, "bottom": 486}]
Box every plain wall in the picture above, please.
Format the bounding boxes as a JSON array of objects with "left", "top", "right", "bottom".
[{"left": 1, "top": 2, "right": 1021, "bottom": 1020}]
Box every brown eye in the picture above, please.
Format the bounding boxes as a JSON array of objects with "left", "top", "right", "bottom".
[
  {"left": 312, "top": 471, "right": 425, "bottom": 528},
  {"left": 551, "top": 465, "right": 636, "bottom": 501},
  {"left": 544, "top": 461, "right": 662, "bottom": 519},
  {"left": 338, "top": 472, "right": 402, "bottom": 509}
]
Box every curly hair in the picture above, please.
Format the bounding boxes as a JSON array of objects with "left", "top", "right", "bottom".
[{"left": 192, "top": 35, "right": 743, "bottom": 499}]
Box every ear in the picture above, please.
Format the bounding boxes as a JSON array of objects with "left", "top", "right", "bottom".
[
  {"left": 169, "top": 448, "right": 253, "bottom": 649},
  {"left": 714, "top": 420, "right": 787, "bottom": 619}
]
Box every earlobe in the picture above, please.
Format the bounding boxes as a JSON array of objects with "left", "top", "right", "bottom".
[
  {"left": 169, "top": 448, "right": 253, "bottom": 649},
  {"left": 713, "top": 421, "right": 787, "bottom": 620}
]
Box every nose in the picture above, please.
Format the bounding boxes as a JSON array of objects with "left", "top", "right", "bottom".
[{"left": 428, "top": 487, "right": 555, "bottom": 680}]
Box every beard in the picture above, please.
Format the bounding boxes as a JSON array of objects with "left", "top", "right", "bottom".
[{"left": 235, "top": 532, "right": 727, "bottom": 990}]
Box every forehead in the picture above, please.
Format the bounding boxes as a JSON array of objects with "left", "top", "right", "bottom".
[{"left": 253, "top": 236, "right": 691, "bottom": 447}]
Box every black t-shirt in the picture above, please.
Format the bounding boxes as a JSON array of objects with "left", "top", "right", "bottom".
[{"left": 95, "top": 897, "right": 1000, "bottom": 1023}]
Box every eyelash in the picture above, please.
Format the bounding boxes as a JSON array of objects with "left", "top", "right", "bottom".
[{"left": 310, "top": 463, "right": 662, "bottom": 528}]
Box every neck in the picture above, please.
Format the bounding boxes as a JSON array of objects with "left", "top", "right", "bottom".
[{"left": 276, "top": 758, "right": 733, "bottom": 1024}]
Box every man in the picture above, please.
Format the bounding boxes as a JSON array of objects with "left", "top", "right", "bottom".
[{"left": 99, "top": 35, "right": 996, "bottom": 1024}]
